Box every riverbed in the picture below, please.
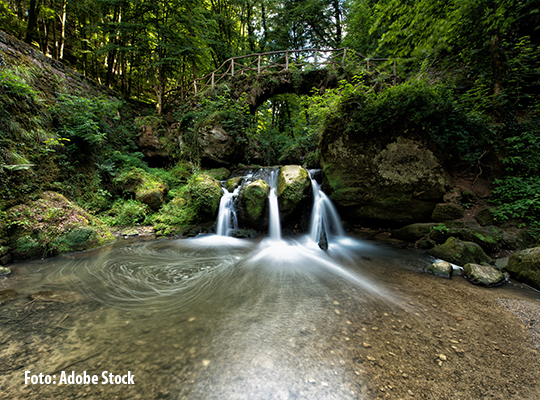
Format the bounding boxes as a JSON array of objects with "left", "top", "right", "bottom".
[{"left": 1, "top": 234, "right": 539, "bottom": 399}]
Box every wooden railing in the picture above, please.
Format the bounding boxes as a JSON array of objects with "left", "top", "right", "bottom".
[{"left": 188, "top": 47, "right": 396, "bottom": 97}]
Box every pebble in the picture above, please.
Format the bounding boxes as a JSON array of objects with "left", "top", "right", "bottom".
[
  {"left": 354, "top": 370, "right": 361, "bottom": 376},
  {"left": 202, "top": 359, "right": 210, "bottom": 366},
  {"left": 372, "top": 327, "right": 379, "bottom": 331},
  {"left": 367, "top": 356, "right": 376, "bottom": 361},
  {"left": 333, "top": 301, "right": 339, "bottom": 305},
  {"left": 439, "top": 354, "right": 447, "bottom": 361},
  {"left": 346, "top": 320, "right": 352, "bottom": 325},
  {"left": 334, "top": 309, "right": 341, "bottom": 315},
  {"left": 408, "top": 389, "right": 415, "bottom": 396},
  {"left": 363, "top": 342, "right": 371, "bottom": 348},
  {"left": 188, "top": 317, "right": 196, "bottom": 322}
]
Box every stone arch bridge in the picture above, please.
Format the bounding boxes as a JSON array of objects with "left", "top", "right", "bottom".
[{"left": 188, "top": 48, "right": 397, "bottom": 111}]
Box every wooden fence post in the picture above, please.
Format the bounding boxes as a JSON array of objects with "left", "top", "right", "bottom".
[
  {"left": 231, "top": 59, "right": 234, "bottom": 76},
  {"left": 285, "top": 51, "right": 289, "bottom": 71},
  {"left": 193, "top": 80, "right": 197, "bottom": 94},
  {"left": 211, "top": 72, "right": 215, "bottom": 88},
  {"left": 258, "top": 55, "right": 261, "bottom": 74},
  {"left": 342, "top": 48, "right": 347, "bottom": 67}
]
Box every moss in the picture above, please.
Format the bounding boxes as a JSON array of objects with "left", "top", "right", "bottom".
[
  {"left": 392, "top": 223, "right": 441, "bottom": 242},
  {"left": 206, "top": 168, "right": 231, "bottom": 181},
  {"left": 187, "top": 174, "right": 222, "bottom": 218},
  {"left": 277, "top": 166, "right": 310, "bottom": 218},
  {"left": 242, "top": 180, "right": 270, "bottom": 227},
  {"left": 7, "top": 192, "right": 114, "bottom": 260},
  {"left": 504, "top": 247, "right": 540, "bottom": 290},
  {"left": 428, "top": 237, "right": 492, "bottom": 266},
  {"left": 114, "top": 167, "right": 168, "bottom": 211},
  {"left": 226, "top": 176, "right": 243, "bottom": 192}
]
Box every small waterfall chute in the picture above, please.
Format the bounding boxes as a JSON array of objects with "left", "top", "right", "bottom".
[
  {"left": 308, "top": 172, "right": 345, "bottom": 248},
  {"left": 267, "top": 170, "right": 282, "bottom": 241},
  {"left": 216, "top": 186, "right": 240, "bottom": 237}
]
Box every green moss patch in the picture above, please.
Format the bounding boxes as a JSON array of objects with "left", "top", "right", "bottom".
[{"left": 6, "top": 191, "right": 114, "bottom": 259}]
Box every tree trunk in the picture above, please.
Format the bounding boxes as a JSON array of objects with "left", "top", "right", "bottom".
[
  {"left": 25, "top": 0, "right": 41, "bottom": 45},
  {"left": 332, "top": 0, "right": 342, "bottom": 48},
  {"left": 59, "top": 0, "right": 67, "bottom": 59}
]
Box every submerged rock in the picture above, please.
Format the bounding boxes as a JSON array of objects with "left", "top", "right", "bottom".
[
  {"left": 426, "top": 261, "right": 453, "bottom": 278},
  {"left": 427, "top": 237, "right": 492, "bottom": 266},
  {"left": 504, "top": 247, "right": 540, "bottom": 290},
  {"left": 240, "top": 179, "right": 270, "bottom": 229},
  {"left": 6, "top": 192, "right": 115, "bottom": 260},
  {"left": 277, "top": 165, "right": 310, "bottom": 219},
  {"left": 463, "top": 263, "right": 506, "bottom": 286},
  {"left": 0, "top": 289, "right": 17, "bottom": 302}
]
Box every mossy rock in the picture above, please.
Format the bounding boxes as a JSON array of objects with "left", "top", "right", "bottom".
[
  {"left": 463, "top": 263, "right": 505, "bottom": 287},
  {"left": 187, "top": 174, "right": 223, "bottom": 219},
  {"left": 504, "top": 247, "right": 540, "bottom": 290},
  {"left": 475, "top": 208, "right": 495, "bottom": 226},
  {"left": 428, "top": 237, "right": 492, "bottom": 266},
  {"left": 431, "top": 203, "right": 464, "bottom": 222},
  {"left": 277, "top": 165, "right": 310, "bottom": 219},
  {"left": 206, "top": 168, "right": 231, "bottom": 181},
  {"left": 0, "top": 245, "right": 12, "bottom": 265},
  {"left": 7, "top": 192, "right": 115, "bottom": 260},
  {"left": 115, "top": 167, "right": 168, "bottom": 211},
  {"left": 226, "top": 176, "right": 243, "bottom": 192},
  {"left": 241, "top": 180, "right": 270, "bottom": 229},
  {"left": 392, "top": 223, "right": 441, "bottom": 242}
]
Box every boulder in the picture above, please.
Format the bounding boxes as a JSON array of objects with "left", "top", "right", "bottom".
[
  {"left": 504, "top": 247, "right": 540, "bottom": 290},
  {"left": 431, "top": 203, "right": 464, "bottom": 222},
  {"left": 6, "top": 192, "right": 115, "bottom": 260},
  {"left": 136, "top": 123, "right": 169, "bottom": 160},
  {"left": 277, "top": 165, "right": 310, "bottom": 219},
  {"left": 0, "top": 245, "right": 12, "bottom": 265},
  {"left": 226, "top": 176, "right": 243, "bottom": 192},
  {"left": 428, "top": 237, "right": 492, "bottom": 266},
  {"left": 199, "top": 126, "right": 245, "bottom": 167},
  {"left": 240, "top": 180, "right": 270, "bottom": 229},
  {"left": 392, "top": 223, "right": 440, "bottom": 242},
  {"left": 463, "top": 263, "right": 505, "bottom": 286},
  {"left": 475, "top": 208, "right": 495, "bottom": 226},
  {"left": 320, "top": 133, "right": 452, "bottom": 224},
  {"left": 186, "top": 174, "right": 223, "bottom": 219},
  {"left": 115, "top": 168, "right": 168, "bottom": 211},
  {"left": 206, "top": 168, "right": 231, "bottom": 181},
  {"left": 426, "top": 260, "right": 453, "bottom": 278}
]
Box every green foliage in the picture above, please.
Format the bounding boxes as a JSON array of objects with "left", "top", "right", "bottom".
[
  {"left": 52, "top": 94, "right": 123, "bottom": 154},
  {"left": 327, "top": 79, "right": 491, "bottom": 165},
  {"left": 101, "top": 199, "right": 150, "bottom": 227},
  {"left": 492, "top": 177, "right": 540, "bottom": 225}
]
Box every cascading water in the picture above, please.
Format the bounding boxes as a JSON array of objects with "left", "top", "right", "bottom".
[
  {"left": 215, "top": 187, "right": 239, "bottom": 236},
  {"left": 267, "top": 169, "right": 282, "bottom": 241},
  {"left": 308, "top": 171, "right": 345, "bottom": 247}
]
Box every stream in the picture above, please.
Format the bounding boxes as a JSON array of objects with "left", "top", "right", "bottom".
[{"left": 1, "top": 169, "right": 539, "bottom": 399}]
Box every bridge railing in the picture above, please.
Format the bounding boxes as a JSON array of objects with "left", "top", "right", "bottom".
[{"left": 188, "top": 48, "right": 396, "bottom": 97}]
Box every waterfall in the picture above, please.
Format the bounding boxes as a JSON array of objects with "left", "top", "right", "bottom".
[
  {"left": 216, "top": 187, "right": 239, "bottom": 237},
  {"left": 308, "top": 172, "right": 345, "bottom": 247},
  {"left": 267, "top": 170, "right": 282, "bottom": 241}
]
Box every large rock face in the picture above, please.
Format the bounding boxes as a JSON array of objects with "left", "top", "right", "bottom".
[
  {"left": 320, "top": 133, "right": 452, "bottom": 224},
  {"left": 6, "top": 192, "right": 115, "bottom": 260},
  {"left": 505, "top": 247, "right": 540, "bottom": 290},
  {"left": 198, "top": 126, "right": 245, "bottom": 167},
  {"left": 277, "top": 166, "right": 311, "bottom": 220}
]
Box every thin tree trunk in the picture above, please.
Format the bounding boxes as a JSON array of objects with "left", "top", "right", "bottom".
[
  {"left": 59, "top": 0, "right": 67, "bottom": 59},
  {"left": 25, "top": 0, "right": 41, "bottom": 45}
]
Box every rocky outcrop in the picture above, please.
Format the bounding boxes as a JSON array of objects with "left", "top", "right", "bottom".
[
  {"left": 198, "top": 126, "right": 245, "bottom": 167},
  {"left": 463, "top": 263, "right": 506, "bottom": 286},
  {"left": 320, "top": 134, "right": 452, "bottom": 224},
  {"left": 5, "top": 192, "right": 115, "bottom": 260},
  {"left": 240, "top": 180, "right": 270, "bottom": 230},
  {"left": 431, "top": 203, "right": 464, "bottom": 222},
  {"left": 505, "top": 247, "right": 540, "bottom": 290},
  {"left": 277, "top": 166, "right": 311, "bottom": 220},
  {"left": 428, "top": 237, "right": 492, "bottom": 266}
]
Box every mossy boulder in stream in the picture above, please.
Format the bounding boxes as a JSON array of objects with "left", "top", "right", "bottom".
[
  {"left": 187, "top": 174, "right": 223, "bottom": 219},
  {"left": 428, "top": 237, "right": 492, "bottom": 266},
  {"left": 115, "top": 167, "right": 168, "bottom": 211},
  {"left": 240, "top": 180, "right": 270, "bottom": 229},
  {"left": 504, "top": 247, "right": 540, "bottom": 290},
  {"left": 277, "top": 165, "right": 310, "bottom": 219},
  {"left": 6, "top": 192, "right": 115, "bottom": 260}
]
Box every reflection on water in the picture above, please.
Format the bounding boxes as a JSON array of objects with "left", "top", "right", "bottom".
[{"left": 2, "top": 234, "right": 539, "bottom": 400}]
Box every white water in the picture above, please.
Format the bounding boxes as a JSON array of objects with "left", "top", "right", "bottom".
[
  {"left": 268, "top": 170, "right": 282, "bottom": 241},
  {"left": 308, "top": 172, "right": 345, "bottom": 245},
  {"left": 216, "top": 187, "right": 239, "bottom": 236}
]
